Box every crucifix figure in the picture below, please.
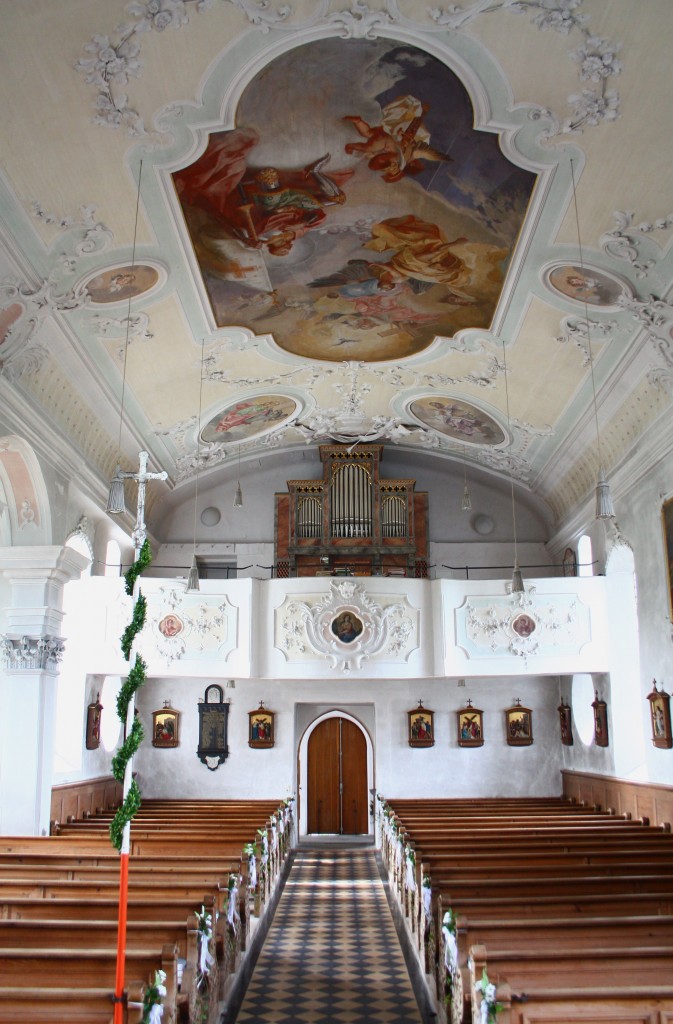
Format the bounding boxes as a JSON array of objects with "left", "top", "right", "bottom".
[{"left": 110, "top": 450, "right": 168, "bottom": 560}]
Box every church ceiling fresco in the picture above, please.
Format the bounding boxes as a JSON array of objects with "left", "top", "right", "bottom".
[
  {"left": 173, "top": 38, "right": 536, "bottom": 363},
  {"left": 1, "top": 0, "right": 673, "bottom": 532}
]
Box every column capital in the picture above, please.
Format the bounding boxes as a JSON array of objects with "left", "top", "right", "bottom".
[
  {"left": 0, "top": 544, "right": 91, "bottom": 637},
  {"left": 0, "top": 634, "right": 65, "bottom": 672},
  {"left": 0, "top": 545, "right": 90, "bottom": 584}
]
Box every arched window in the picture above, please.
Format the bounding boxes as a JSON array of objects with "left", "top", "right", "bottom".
[
  {"left": 572, "top": 673, "right": 596, "bottom": 745},
  {"left": 100, "top": 676, "right": 122, "bottom": 752},
  {"left": 105, "top": 539, "right": 122, "bottom": 578},
  {"left": 65, "top": 530, "right": 93, "bottom": 576},
  {"left": 577, "top": 534, "right": 593, "bottom": 577}
]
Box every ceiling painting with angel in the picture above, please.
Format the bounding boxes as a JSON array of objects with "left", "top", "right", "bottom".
[{"left": 173, "top": 38, "right": 537, "bottom": 363}]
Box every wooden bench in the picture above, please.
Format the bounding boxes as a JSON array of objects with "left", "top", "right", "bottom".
[
  {"left": 378, "top": 795, "right": 673, "bottom": 1024},
  {"left": 0, "top": 983, "right": 143, "bottom": 1023},
  {"left": 0, "top": 942, "right": 178, "bottom": 1003},
  {"left": 468, "top": 944, "right": 673, "bottom": 1024},
  {"left": 0, "top": 796, "right": 293, "bottom": 1021}
]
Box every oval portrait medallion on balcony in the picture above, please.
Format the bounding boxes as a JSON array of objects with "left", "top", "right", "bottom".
[
  {"left": 172, "top": 38, "right": 536, "bottom": 363},
  {"left": 200, "top": 395, "right": 297, "bottom": 444},
  {"left": 408, "top": 396, "right": 506, "bottom": 445}
]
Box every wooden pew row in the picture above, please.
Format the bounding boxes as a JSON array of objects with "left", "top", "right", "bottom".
[
  {"left": 457, "top": 911, "right": 673, "bottom": 953},
  {"left": 0, "top": 944, "right": 178, "bottom": 1019},
  {"left": 377, "top": 796, "right": 673, "bottom": 1023},
  {"left": 0, "top": 797, "right": 293, "bottom": 1022},
  {"left": 0, "top": 894, "right": 216, "bottom": 923},
  {"left": 468, "top": 944, "right": 673, "bottom": 1024},
  {"left": 0, "top": 984, "right": 143, "bottom": 1023}
]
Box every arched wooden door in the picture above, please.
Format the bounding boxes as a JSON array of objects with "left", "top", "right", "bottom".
[{"left": 306, "top": 717, "right": 368, "bottom": 834}]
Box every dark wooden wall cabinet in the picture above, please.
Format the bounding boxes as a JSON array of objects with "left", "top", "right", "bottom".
[{"left": 274, "top": 444, "right": 429, "bottom": 578}]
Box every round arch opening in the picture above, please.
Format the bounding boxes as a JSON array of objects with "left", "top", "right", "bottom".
[{"left": 297, "top": 709, "right": 374, "bottom": 839}]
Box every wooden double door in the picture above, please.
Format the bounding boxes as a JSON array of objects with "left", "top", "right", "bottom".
[{"left": 306, "top": 717, "right": 368, "bottom": 835}]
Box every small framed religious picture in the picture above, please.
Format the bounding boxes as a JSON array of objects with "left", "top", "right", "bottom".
[
  {"left": 558, "top": 699, "right": 573, "bottom": 745},
  {"left": 562, "top": 547, "right": 577, "bottom": 577},
  {"left": 647, "top": 681, "right": 672, "bottom": 749},
  {"left": 152, "top": 700, "right": 180, "bottom": 748},
  {"left": 505, "top": 699, "right": 533, "bottom": 746},
  {"left": 248, "top": 701, "right": 275, "bottom": 748},
  {"left": 457, "top": 699, "right": 484, "bottom": 747},
  {"left": 592, "top": 691, "right": 609, "bottom": 747},
  {"left": 85, "top": 692, "right": 103, "bottom": 750},
  {"left": 408, "top": 701, "right": 434, "bottom": 747},
  {"left": 197, "top": 684, "right": 230, "bottom": 770}
]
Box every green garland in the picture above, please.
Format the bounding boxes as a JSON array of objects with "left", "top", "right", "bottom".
[
  {"left": 116, "top": 654, "right": 147, "bottom": 721},
  {"left": 111, "top": 541, "right": 152, "bottom": 852},
  {"left": 111, "top": 717, "right": 145, "bottom": 782},
  {"left": 125, "top": 539, "right": 152, "bottom": 596},
  {"left": 110, "top": 779, "right": 142, "bottom": 851},
  {"left": 121, "top": 592, "right": 147, "bottom": 660}
]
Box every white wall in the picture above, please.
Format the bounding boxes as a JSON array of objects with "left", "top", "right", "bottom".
[{"left": 132, "top": 673, "right": 566, "bottom": 816}]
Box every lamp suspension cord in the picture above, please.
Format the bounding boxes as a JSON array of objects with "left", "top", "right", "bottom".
[
  {"left": 501, "top": 340, "right": 519, "bottom": 559},
  {"left": 116, "top": 159, "right": 144, "bottom": 458},
  {"left": 570, "top": 157, "right": 603, "bottom": 467},
  {"left": 192, "top": 341, "right": 205, "bottom": 551}
]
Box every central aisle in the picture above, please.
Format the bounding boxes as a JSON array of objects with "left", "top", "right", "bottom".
[{"left": 231, "top": 847, "right": 426, "bottom": 1024}]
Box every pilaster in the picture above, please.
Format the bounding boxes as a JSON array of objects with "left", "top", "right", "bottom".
[{"left": 0, "top": 545, "right": 90, "bottom": 835}]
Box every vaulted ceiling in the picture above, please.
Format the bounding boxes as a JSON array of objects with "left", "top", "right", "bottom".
[{"left": 1, "top": 0, "right": 672, "bottom": 541}]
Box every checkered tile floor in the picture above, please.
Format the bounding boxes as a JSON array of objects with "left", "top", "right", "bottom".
[{"left": 231, "top": 848, "right": 425, "bottom": 1024}]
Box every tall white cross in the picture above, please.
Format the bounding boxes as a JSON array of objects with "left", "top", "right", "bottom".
[{"left": 114, "top": 450, "right": 168, "bottom": 560}]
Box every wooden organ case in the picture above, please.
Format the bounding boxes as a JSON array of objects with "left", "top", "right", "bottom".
[{"left": 274, "top": 445, "right": 429, "bottom": 578}]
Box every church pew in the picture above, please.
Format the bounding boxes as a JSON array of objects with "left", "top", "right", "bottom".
[
  {"left": 380, "top": 795, "right": 673, "bottom": 1024},
  {"left": 456, "top": 911, "right": 673, "bottom": 957},
  {"left": 0, "top": 984, "right": 143, "bottom": 1023},
  {"left": 500, "top": 987, "right": 673, "bottom": 1024},
  {"left": 0, "top": 942, "right": 178, "bottom": 999},
  {"left": 0, "top": 876, "right": 233, "bottom": 917},
  {"left": 432, "top": 888, "right": 673, "bottom": 920},
  {"left": 0, "top": 893, "right": 216, "bottom": 923},
  {"left": 467, "top": 944, "right": 673, "bottom": 1023},
  {"left": 0, "top": 798, "right": 288, "bottom": 1024},
  {"left": 0, "top": 914, "right": 201, "bottom": 959}
]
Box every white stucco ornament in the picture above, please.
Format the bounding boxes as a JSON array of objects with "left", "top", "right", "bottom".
[
  {"left": 138, "top": 584, "right": 235, "bottom": 666},
  {"left": 455, "top": 587, "right": 591, "bottom": 660},
  {"left": 278, "top": 580, "right": 416, "bottom": 671}
]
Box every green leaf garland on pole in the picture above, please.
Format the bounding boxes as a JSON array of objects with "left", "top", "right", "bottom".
[{"left": 110, "top": 539, "right": 152, "bottom": 851}]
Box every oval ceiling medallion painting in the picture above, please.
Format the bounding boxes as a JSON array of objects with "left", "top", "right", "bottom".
[
  {"left": 0, "top": 303, "right": 23, "bottom": 347},
  {"left": 409, "top": 396, "right": 506, "bottom": 445},
  {"left": 545, "top": 264, "right": 627, "bottom": 308},
  {"left": 200, "top": 395, "right": 297, "bottom": 444},
  {"left": 173, "top": 38, "right": 536, "bottom": 363},
  {"left": 85, "top": 264, "right": 160, "bottom": 303}
]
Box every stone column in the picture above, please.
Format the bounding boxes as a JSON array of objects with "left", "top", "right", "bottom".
[{"left": 0, "top": 545, "right": 90, "bottom": 835}]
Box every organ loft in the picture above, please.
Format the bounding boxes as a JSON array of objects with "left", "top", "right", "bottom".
[{"left": 274, "top": 444, "right": 429, "bottom": 578}]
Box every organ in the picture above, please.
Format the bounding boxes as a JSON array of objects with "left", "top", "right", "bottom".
[{"left": 274, "top": 444, "right": 428, "bottom": 577}]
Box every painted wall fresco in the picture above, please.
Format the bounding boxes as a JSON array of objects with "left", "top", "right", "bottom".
[
  {"left": 200, "top": 395, "right": 297, "bottom": 443},
  {"left": 173, "top": 39, "right": 536, "bottom": 363},
  {"left": 409, "top": 396, "right": 505, "bottom": 444}
]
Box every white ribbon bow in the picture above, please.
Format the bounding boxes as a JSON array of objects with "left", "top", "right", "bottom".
[
  {"left": 199, "top": 929, "right": 215, "bottom": 975},
  {"left": 422, "top": 884, "right": 432, "bottom": 919},
  {"left": 248, "top": 853, "right": 257, "bottom": 890},
  {"left": 405, "top": 852, "right": 416, "bottom": 892},
  {"left": 443, "top": 927, "right": 458, "bottom": 971},
  {"left": 227, "top": 883, "right": 239, "bottom": 925}
]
